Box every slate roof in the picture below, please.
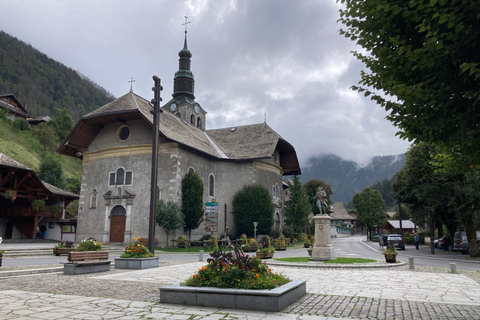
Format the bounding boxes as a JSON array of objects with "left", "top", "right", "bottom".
[
  {"left": 59, "top": 92, "right": 301, "bottom": 175},
  {"left": 330, "top": 202, "right": 356, "bottom": 220},
  {"left": 0, "top": 152, "right": 32, "bottom": 171}
]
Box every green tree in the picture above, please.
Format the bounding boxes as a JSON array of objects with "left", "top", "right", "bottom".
[
  {"left": 352, "top": 188, "right": 386, "bottom": 241},
  {"left": 49, "top": 108, "right": 74, "bottom": 142},
  {"left": 339, "top": 1, "right": 480, "bottom": 173},
  {"left": 156, "top": 199, "right": 183, "bottom": 247},
  {"left": 284, "top": 176, "right": 311, "bottom": 234},
  {"left": 37, "top": 154, "right": 65, "bottom": 189},
  {"left": 33, "top": 122, "right": 58, "bottom": 151},
  {"left": 182, "top": 170, "right": 204, "bottom": 239},
  {"left": 303, "top": 179, "right": 333, "bottom": 215},
  {"left": 233, "top": 184, "right": 274, "bottom": 236}
]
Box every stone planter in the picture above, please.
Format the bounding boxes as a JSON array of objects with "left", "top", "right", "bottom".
[
  {"left": 256, "top": 251, "right": 273, "bottom": 259},
  {"left": 385, "top": 254, "right": 397, "bottom": 263},
  {"left": 53, "top": 247, "right": 75, "bottom": 256},
  {"left": 160, "top": 279, "right": 306, "bottom": 312},
  {"left": 114, "top": 257, "right": 159, "bottom": 269}
]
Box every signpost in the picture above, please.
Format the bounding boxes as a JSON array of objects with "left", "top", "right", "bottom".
[{"left": 204, "top": 201, "right": 218, "bottom": 235}]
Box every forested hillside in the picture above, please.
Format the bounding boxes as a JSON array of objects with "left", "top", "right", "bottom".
[
  {"left": 0, "top": 31, "right": 114, "bottom": 121},
  {"left": 299, "top": 154, "right": 406, "bottom": 204}
]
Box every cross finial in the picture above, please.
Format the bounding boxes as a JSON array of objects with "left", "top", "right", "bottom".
[
  {"left": 182, "top": 15, "right": 190, "bottom": 34},
  {"left": 129, "top": 77, "right": 135, "bottom": 92}
]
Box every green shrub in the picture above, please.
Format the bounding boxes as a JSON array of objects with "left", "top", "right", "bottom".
[{"left": 75, "top": 238, "right": 103, "bottom": 251}]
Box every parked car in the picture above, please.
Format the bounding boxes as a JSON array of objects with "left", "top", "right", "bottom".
[
  {"left": 453, "top": 231, "right": 480, "bottom": 254},
  {"left": 434, "top": 235, "right": 451, "bottom": 251},
  {"left": 386, "top": 234, "right": 405, "bottom": 250}
]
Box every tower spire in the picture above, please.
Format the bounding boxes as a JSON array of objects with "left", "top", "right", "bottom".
[{"left": 173, "top": 16, "right": 195, "bottom": 100}]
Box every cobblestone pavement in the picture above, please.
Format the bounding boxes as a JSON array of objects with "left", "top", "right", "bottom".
[{"left": 1, "top": 260, "right": 480, "bottom": 319}]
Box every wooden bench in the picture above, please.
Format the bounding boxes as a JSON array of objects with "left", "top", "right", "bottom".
[
  {"left": 139, "top": 238, "right": 158, "bottom": 245},
  {"left": 62, "top": 251, "right": 111, "bottom": 275}
]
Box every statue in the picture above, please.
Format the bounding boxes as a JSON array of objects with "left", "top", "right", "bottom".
[{"left": 316, "top": 187, "right": 328, "bottom": 214}]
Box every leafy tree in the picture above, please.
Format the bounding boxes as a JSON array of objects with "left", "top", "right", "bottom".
[
  {"left": 303, "top": 179, "right": 333, "bottom": 215},
  {"left": 156, "top": 199, "right": 183, "bottom": 247},
  {"left": 49, "top": 108, "right": 74, "bottom": 142},
  {"left": 339, "top": 1, "right": 480, "bottom": 173},
  {"left": 284, "top": 176, "right": 311, "bottom": 234},
  {"left": 352, "top": 188, "right": 386, "bottom": 240},
  {"left": 13, "top": 118, "right": 30, "bottom": 131},
  {"left": 393, "top": 143, "right": 480, "bottom": 256},
  {"left": 37, "top": 154, "right": 65, "bottom": 189},
  {"left": 33, "top": 122, "right": 58, "bottom": 151},
  {"left": 233, "top": 184, "right": 274, "bottom": 236},
  {"left": 182, "top": 170, "right": 204, "bottom": 239}
]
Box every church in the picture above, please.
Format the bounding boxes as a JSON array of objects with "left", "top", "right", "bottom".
[{"left": 58, "top": 33, "right": 301, "bottom": 245}]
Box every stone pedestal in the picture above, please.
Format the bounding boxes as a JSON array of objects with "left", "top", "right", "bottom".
[{"left": 310, "top": 214, "right": 335, "bottom": 261}]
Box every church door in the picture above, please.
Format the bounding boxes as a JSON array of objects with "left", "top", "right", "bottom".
[{"left": 110, "top": 205, "right": 126, "bottom": 243}]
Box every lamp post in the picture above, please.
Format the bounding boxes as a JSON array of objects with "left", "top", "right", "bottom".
[{"left": 253, "top": 221, "right": 258, "bottom": 240}]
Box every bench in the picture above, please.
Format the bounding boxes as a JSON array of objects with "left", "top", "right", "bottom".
[
  {"left": 62, "top": 251, "right": 111, "bottom": 275},
  {"left": 139, "top": 238, "right": 158, "bottom": 245}
]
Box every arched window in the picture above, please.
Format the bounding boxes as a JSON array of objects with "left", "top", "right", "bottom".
[
  {"left": 191, "top": 114, "right": 195, "bottom": 124},
  {"left": 109, "top": 167, "right": 133, "bottom": 186},
  {"left": 197, "top": 117, "right": 202, "bottom": 128},
  {"left": 209, "top": 174, "right": 215, "bottom": 197}
]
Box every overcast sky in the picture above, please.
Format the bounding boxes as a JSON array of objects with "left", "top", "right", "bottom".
[{"left": 0, "top": 0, "right": 410, "bottom": 166}]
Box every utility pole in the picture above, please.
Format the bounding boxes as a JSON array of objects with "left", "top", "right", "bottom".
[{"left": 148, "top": 76, "right": 162, "bottom": 254}]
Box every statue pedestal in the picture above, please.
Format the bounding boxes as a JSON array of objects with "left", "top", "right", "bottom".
[{"left": 310, "top": 214, "right": 335, "bottom": 261}]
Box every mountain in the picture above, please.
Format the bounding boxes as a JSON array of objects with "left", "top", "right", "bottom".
[
  {"left": 299, "top": 154, "right": 406, "bottom": 204},
  {"left": 0, "top": 30, "right": 114, "bottom": 121}
]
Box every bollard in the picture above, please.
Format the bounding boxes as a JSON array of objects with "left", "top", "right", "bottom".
[
  {"left": 450, "top": 262, "right": 457, "bottom": 274},
  {"left": 199, "top": 250, "right": 204, "bottom": 262},
  {"left": 409, "top": 257, "right": 415, "bottom": 269}
]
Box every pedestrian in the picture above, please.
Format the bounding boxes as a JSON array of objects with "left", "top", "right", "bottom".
[
  {"left": 414, "top": 233, "right": 420, "bottom": 250},
  {"left": 379, "top": 235, "right": 384, "bottom": 250}
]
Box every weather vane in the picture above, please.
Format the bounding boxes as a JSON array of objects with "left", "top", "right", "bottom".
[
  {"left": 129, "top": 77, "right": 135, "bottom": 92},
  {"left": 182, "top": 15, "right": 190, "bottom": 34}
]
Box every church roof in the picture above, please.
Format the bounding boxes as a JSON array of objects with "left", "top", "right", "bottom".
[{"left": 58, "top": 92, "right": 301, "bottom": 175}]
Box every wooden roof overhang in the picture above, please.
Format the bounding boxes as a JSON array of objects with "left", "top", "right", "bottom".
[
  {"left": 0, "top": 165, "right": 48, "bottom": 201},
  {"left": 57, "top": 110, "right": 146, "bottom": 159},
  {"left": 276, "top": 139, "right": 301, "bottom": 176}
]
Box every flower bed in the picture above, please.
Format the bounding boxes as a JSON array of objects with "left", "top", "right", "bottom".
[
  {"left": 161, "top": 243, "right": 306, "bottom": 311},
  {"left": 115, "top": 237, "right": 157, "bottom": 269}
]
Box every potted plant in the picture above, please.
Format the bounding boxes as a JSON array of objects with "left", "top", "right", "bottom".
[
  {"left": 238, "top": 233, "right": 248, "bottom": 245},
  {"left": 53, "top": 240, "right": 75, "bottom": 255},
  {"left": 274, "top": 234, "right": 287, "bottom": 250},
  {"left": 383, "top": 245, "right": 398, "bottom": 263},
  {"left": 3, "top": 190, "right": 17, "bottom": 202},
  {"left": 256, "top": 236, "right": 275, "bottom": 259},
  {"left": 75, "top": 238, "right": 103, "bottom": 252},
  {"left": 243, "top": 238, "right": 259, "bottom": 252},
  {"left": 176, "top": 235, "right": 187, "bottom": 248},
  {"left": 115, "top": 237, "right": 159, "bottom": 269},
  {"left": 52, "top": 205, "right": 63, "bottom": 219},
  {"left": 32, "top": 199, "right": 46, "bottom": 212},
  {"left": 0, "top": 249, "right": 4, "bottom": 267}
]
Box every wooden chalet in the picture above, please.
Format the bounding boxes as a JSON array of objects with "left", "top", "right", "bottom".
[
  {"left": 0, "top": 94, "right": 28, "bottom": 119},
  {"left": 0, "top": 153, "right": 78, "bottom": 240}
]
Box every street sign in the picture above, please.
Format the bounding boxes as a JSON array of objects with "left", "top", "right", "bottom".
[
  {"left": 206, "top": 202, "right": 218, "bottom": 206},
  {"left": 205, "top": 202, "right": 219, "bottom": 234},
  {"left": 204, "top": 226, "right": 218, "bottom": 232}
]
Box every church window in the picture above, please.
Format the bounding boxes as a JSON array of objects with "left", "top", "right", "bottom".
[
  {"left": 117, "top": 125, "right": 131, "bottom": 142},
  {"left": 197, "top": 117, "right": 202, "bottom": 128},
  {"left": 190, "top": 114, "right": 195, "bottom": 124},
  {"left": 209, "top": 174, "right": 215, "bottom": 197},
  {"left": 109, "top": 167, "right": 133, "bottom": 186},
  {"left": 272, "top": 183, "right": 279, "bottom": 198},
  {"left": 90, "top": 189, "right": 98, "bottom": 208}
]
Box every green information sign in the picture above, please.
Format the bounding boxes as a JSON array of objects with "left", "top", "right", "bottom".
[{"left": 205, "top": 202, "right": 218, "bottom": 206}]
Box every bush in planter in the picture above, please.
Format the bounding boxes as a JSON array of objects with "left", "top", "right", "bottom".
[
  {"left": 121, "top": 237, "right": 153, "bottom": 258},
  {"left": 176, "top": 235, "right": 187, "bottom": 247},
  {"left": 239, "top": 233, "right": 248, "bottom": 245},
  {"left": 55, "top": 240, "right": 75, "bottom": 249},
  {"left": 243, "top": 238, "right": 259, "bottom": 252},
  {"left": 182, "top": 245, "right": 290, "bottom": 290},
  {"left": 75, "top": 238, "right": 103, "bottom": 251}
]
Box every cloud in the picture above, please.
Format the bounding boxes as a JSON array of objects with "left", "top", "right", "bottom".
[{"left": 0, "top": 0, "right": 410, "bottom": 166}]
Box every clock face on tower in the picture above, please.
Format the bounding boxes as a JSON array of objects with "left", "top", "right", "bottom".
[
  {"left": 170, "top": 103, "right": 177, "bottom": 112},
  {"left": 194, "top": 104, "right": 200, "bottom": 114}
]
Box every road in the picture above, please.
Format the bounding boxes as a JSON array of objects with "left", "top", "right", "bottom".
[
  {"left": 334, "top": 235, "right": 480, "bottom": 272},
  {"left": 2, "top": 235, "right": 480, "bottom": 272}
]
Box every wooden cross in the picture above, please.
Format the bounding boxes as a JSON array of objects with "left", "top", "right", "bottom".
[
  {"left": 129, "top": 77, "right": 135, "bottom": 92},
  {"left": 182, "top": 15, "right": 190, "bottom": 34}
]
